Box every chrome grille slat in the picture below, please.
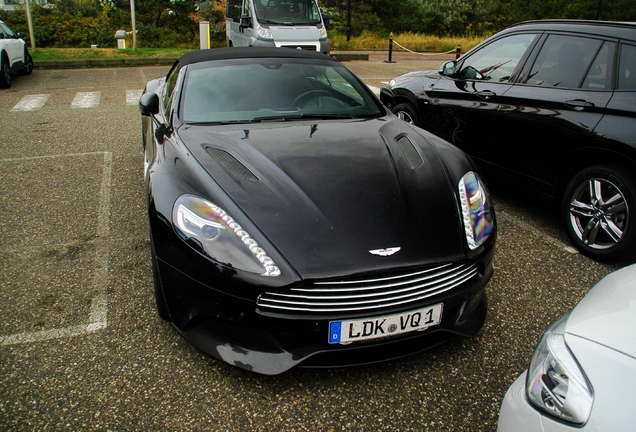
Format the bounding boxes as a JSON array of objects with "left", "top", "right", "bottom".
[
  {"left": 312, "top": 263, "right": 454, "bottom": 286},
  {"left": 295, "top": 264, "right": 472, "bottom": 298},
  {"left": 270, "top": 265, "right": 475, "bottom": 301},
  {"left": 257, "top": 263, "right": 479, "bottom": 315}
]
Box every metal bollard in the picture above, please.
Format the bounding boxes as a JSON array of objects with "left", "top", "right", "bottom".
[
  {"left": 115, "top": 30, "right": 127, "bottom": 49},
  {"left": 384, "top": 34, "right": 396, "bottom": 63},
  {"left": 199, "top": 21, "right": 210, "bottom": 50}
]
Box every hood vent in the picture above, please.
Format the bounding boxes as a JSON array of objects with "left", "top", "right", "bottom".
[
  {"left": 204, "top": 146, "right": 259, "bottom": 182},
  {"left": 397, "top": 136, "right": 423, "bottom": 169}
]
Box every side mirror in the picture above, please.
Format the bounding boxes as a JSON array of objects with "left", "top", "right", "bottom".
[
  {"left": 139, "top": 92, "right": 159, "bottom": 116},
  {"left": 379, "top": 87, "right": 395, "bottom": 108},
  {"left": 17, "top": 32, "right": 25, "bottom": 39},
  {"left": 322, "top": 14, "right": 330, "bottom": 29},
  {"left": 240, "top": 14, "right": 252, "bottom": 28},
  {"left": 139, "top": 92, "right": 171, "bottom": 141},
  {"left": 439, "top": 60, "right": 456, "bottom": 77}
]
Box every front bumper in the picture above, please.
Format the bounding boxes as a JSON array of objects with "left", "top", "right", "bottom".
[
  {"left": 497, "top": 373, "right": 545, "bottom": 432},
  {"left": 154, "top": 247, "right": 493, "bottom": 375}
]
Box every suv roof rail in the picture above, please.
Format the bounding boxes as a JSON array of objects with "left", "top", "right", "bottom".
[{"left": 510, "top": 19, "right": 636, "bottom": 30}]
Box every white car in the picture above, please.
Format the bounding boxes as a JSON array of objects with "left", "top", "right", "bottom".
[
  {"left": 497, "top": 264, "right": 636, "bottom": 431},
  {"left": 0, "top": 20, "right": 33, "bottom": 88}
]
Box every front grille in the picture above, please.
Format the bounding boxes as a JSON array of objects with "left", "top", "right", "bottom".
[
  {"left": 280, "top": 45, "right": 318, "bottom": 51},
  {"left": 257, "top": 262, "right": 479, "bottom": 316}
]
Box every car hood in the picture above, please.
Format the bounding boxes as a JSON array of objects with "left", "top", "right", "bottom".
[
  {"left": 177, "top": 118, "right": 466, "bottom": 279},
  {"left": 566, "top": 264, "right": 636, "bottom": 359},
  {"left": 390, "top": 69, "right": 441, "bottom": 90}
]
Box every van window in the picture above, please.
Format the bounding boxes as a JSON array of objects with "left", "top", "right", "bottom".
[
  {"left": 255, "top": 0, "right": 321, "bottom": 24},
  {"left": 226, "top": 0, "right": 242, "bottom": 22}
]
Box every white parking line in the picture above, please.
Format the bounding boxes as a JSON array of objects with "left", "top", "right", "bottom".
[
  {"left": 71, "top": 91, "right": 102, "bottom": 109},
  {"left": 0, "top": 151, "right": 112, "bottom": 346},
  {"left": 10, "top": 94, "right": 51, "bottom": 112},
  {"left": 127, "top": 89, "right": 143, "bottom": 106}
]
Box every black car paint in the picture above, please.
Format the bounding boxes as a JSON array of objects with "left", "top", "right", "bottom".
[
  {"left": 389, "top": 21, "right": 636, "bottom": 192},
  {"left": 141, "top": 48, "right": 496, "bottom": 374},
  {"left": 386, "top": 20, "right": 636, "bottom": 261}
]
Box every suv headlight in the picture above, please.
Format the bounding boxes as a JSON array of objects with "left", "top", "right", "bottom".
[
  {"left": 458, "top": 172, "right": 494, "bottom": 249},
  {"left": 526, "top": 313, "right": 594, "bottom": 425},
  {"left": 173, "top": 195, "right": 280, "bottom": 277}
]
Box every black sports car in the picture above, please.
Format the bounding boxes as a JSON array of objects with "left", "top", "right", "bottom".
[{"left": 139, "top": 47, "right": 496, "bottom": 375}]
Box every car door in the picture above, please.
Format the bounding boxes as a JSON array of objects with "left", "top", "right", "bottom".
[
  {"left": 0, "top": 22, "right": 22, "bottom": 67},
  {"left": 594, "top": 43, "right": 636, "bottom": 149},
  {"left": 425, "top": 32, "right": 539, "bottom": 161},
  {"left": 489, "top": 33, "right": 615, "bottom": 195}
]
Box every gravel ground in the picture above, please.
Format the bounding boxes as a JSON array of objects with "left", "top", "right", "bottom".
[{"left": 0, "top": 59, "right": 620, "bottom": 431}]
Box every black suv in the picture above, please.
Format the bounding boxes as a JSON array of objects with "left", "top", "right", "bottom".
[{"left": 383, "top": 20, "right": 636, "bottom": 262}]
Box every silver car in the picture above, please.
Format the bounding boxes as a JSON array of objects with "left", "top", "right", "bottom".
[{"left": 497, "top": 264, "right": 636, "bottom": 431}]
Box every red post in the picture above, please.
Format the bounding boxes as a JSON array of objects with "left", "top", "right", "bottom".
[{"left": 456, "top": 43, "right": 461, "bottom": 59}]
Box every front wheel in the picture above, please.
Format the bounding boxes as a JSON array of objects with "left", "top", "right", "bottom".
[
  {"left": 392, "top": 102, "right": 419, "bottom": 127},
  {"left": 20, "top": 51, "right": 33, "bottom": 75},
  {"left": 561, "top": 164, "right": 636, "bottom": 262}
]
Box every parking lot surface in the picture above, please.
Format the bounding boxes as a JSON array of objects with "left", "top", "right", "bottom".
[{"left": 0, "top": 52, "right": 620, "bottom": 431}]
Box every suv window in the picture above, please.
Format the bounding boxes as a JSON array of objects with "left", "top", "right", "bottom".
[
  {"left": 527, "top": 35, "right": 603, "bottom": 88},
  {"left": 618, "top": 44, "right": 636, "bottom": 90},
  {"left": 457, "top": 33, "right": 537, "bottom": 83},
  {"left": 0, "top": 23, "right": 11, "bottom": 38},
  {"left": 581, "top": 41, "right": 615, "bottom": 89}
]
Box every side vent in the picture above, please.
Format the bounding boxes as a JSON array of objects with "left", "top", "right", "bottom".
[
  {"left": 397, "top": 136, "right": 423, "bottom": 169},
  {"left": 204, "top": 147, "right": 259, "bottom": 182}
]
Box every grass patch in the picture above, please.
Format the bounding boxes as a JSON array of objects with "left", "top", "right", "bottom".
[
  {"left": 30, "top": 47, "right": 196, "bottom": 61},
  {"left": 29, "top": 33, "right": 488, "bottom": 61},
  {"left": 329, "top": 31, "right": 486, "bottom": 53}
]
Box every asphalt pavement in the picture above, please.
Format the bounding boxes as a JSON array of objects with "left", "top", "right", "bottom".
[{"left": 0, "top": 52, "right": 621, "bottom": 431}]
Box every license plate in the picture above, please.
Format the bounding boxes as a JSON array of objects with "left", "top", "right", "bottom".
[{"left": 328, "top": 303, "right": 443, "bottom": 344}]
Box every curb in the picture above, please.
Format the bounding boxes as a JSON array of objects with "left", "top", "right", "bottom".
[{"left": 33, "top": 52, "right": 369, "bottom": 69}]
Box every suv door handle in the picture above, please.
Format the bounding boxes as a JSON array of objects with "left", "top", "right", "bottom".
[
  {"left": 476, "top": 91, "right": 496, "bottom": 100},
  {"left": 565, "top": 99, "right": 595, "bottom": 111}
]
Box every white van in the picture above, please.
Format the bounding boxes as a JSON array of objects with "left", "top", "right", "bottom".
[{"left": 226, "top": 0, "right": 330, "bottom": 54}]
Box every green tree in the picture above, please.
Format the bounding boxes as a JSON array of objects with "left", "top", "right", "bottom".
[{"left": 108, "top": 0, "right": 199, "bottom": 46}]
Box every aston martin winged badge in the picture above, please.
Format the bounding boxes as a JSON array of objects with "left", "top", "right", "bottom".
[{"left": 369, "top": 247, "right": 401, "bottom": 256}]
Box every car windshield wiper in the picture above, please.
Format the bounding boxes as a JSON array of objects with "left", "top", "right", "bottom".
[
  {"left": 253, "top": 113, "right": 357, "bottom": 121},
  {"left": 250, "top": 114, "right": 304, "bottom": 122},
  {"left": 296, "top": 113, "right": 358, "bottom": 120},
  {"left": 187, "top": 113, "right": 357, "bottom": 125}
]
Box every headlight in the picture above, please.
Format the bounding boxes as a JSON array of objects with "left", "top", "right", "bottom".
[
  {"left": 256, "top": 24, "right": 273, "bottom": 40},
  {"left": 526, "top": 313, "right": 593, "bottom": 425},
  {"left": 318, "top": 25, "right": 327, "bottom": 39},
  {"left": 172, "top": 195, "right": 280, "bottom": 277},
  {"left": 458, "top": 172, "right": 493, "bottom": 249}
]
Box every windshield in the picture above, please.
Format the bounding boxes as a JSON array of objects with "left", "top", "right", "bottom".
[
  {"left": 254, "top": 0, "right": 321, "bottom": 25},
  {"left": 180, "top": 58, "right": 385, "bottom": 124}
]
